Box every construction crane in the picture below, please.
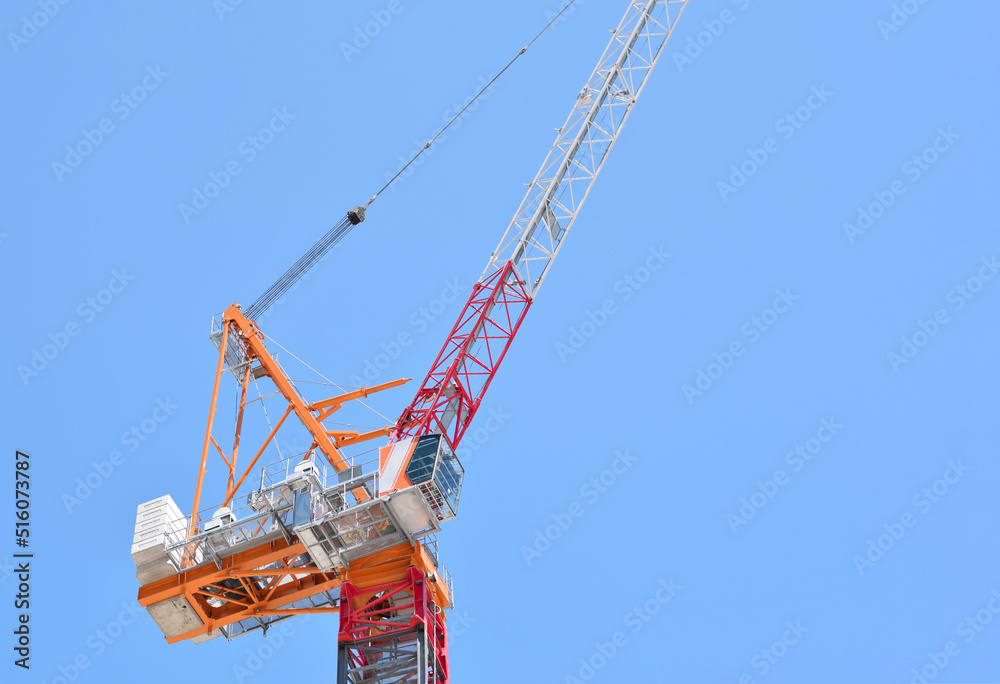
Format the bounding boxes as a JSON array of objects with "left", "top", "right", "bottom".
[{"left": 131, "top": 2, "right": 689, "bottom": 682}]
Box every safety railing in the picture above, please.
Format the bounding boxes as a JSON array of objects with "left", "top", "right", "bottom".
[
  {"left": 165, "top": 451, "right": 383, "bottom": 569},
  {"left": 209, "top": 313, "right": 251, "bottom": 382}
]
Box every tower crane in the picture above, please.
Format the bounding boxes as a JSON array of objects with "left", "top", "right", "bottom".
[{"left": 131, "top": 2, "right": 689, "bottom": 682}]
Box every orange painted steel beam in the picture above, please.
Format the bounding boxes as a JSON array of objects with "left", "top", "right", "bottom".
[
  {"left": 191, "top": 307, "right": 410, "bottom": 526},
  {"left": 342, "top": 541, "right": 452, "bottom": 614},
  {"left": 139, "top": 538, "right": 309, "bottom": 606},
  {"left": 167, "top": 569, "right": 345, "bottom": 644},
  {"left": 141, "top": 535, "right": 444, "bottom": 643},
  {"left": 254, "top": 607, "right": 339, "bottom": 616},
  {"left": 226, "top": 364, "right": 251, "bottom": 503},
  {"left": 309, "top": 377, "right": 411, "bottom": 412},
  {"left": 229, "top": 405, "right": 292, "bottom": 496},
  {"left": 327, "top": 430, "right": 360, "bottom": 441},
  {"left": 149, "top": 308, "right": 445, "bottom": 644},
  {"left": 226, "top": 568, "right": 327, "bottom": 578},
  {"left": 211, "top": 436, "right": 229, "bottom": 467},
  {"left": 330, "top": 426, "right": 393, "bottom": 448},
  {"left": 224, "top": 304, "right": 350, "bottom": 474},
  {"left": 190, "top": 323, "right": 229, "bottom": 540},
  {"left": 191, "top": 570, "right": 340, "bottom": 628}
]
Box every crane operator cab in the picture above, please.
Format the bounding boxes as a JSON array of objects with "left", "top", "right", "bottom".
[{"left": 378, "top": 433, "right": 465, "bottom": 536}]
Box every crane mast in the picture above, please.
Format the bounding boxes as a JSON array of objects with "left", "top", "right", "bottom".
[
  {"left": 391, "top": 0, "right": 689, "bottom": 454},
  {"left": 131, "top": 3, "right": 689, "bottom": 683}
]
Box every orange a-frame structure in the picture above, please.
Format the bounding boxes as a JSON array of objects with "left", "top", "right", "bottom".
[{"left": 136, "top": 304, "right": 451, "bottom": 654}]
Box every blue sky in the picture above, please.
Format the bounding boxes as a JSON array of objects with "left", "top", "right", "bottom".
[{"left": 3, "top": 1, "right": 999, "bottom": 683}]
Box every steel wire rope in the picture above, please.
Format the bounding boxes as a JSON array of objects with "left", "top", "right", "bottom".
[
  {"left": 262, "top": 332, "right": 393, "bottom": 424},
  {"left": 242, "top": 0, "right": 578, "bottom": 320},
  {"left": 363, "top": 0, "right": 579, "bottom": 209}
]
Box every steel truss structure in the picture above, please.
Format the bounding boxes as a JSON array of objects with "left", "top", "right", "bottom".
[
  {"left": 185, "top": 303, "right": 406, "bottom": 541},
  {"left": 137, "top": 2, "right": 690, "bottom": 682},
  {"left": 391, "top": 261, "right": 532, "bottom": 452},
  {"left": 136, "top": 304, "right": 451, "bottom": 644},
  {"left": 338, "top": 567, "right": 450, "bottom": 683},
  {"left": 392, "top": 0, "right": 689, "bottom": 451}
]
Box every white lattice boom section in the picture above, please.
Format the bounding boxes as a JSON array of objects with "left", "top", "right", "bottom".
[
  {"left": 485, "top": 0, "right": 689, "bottom": 297},
  {"left": 392, "top": 0, "right": 690, "bottom": 454}
]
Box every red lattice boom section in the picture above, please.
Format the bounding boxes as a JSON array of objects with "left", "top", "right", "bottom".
[{"left": 391, "top": 261, "right": 531, "bottom": 451}]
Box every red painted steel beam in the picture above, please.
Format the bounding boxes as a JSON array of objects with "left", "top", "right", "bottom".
[{"left": 390, "top": 261, "right": 531, "bottom": 452}]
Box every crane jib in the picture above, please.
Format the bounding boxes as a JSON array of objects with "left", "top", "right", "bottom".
[
  {"left": 485, "top": 0, "right": 688, "bottom": 298},
  {"left": 393, "top": 0, "right": 690, "bottom": 453}
]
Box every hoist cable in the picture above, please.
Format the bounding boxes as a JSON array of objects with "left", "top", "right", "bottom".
[
  {"left": 243, "top": 0, "right": 578, "bottom": 320},
  {"left": 363, "top": 0, "right": 579, "bottom": 210}
]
